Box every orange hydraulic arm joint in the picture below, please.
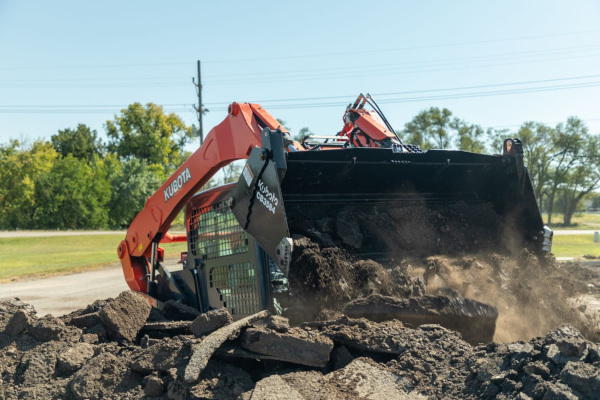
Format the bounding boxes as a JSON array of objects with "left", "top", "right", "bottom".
[
  {"left": 339, "top": 93, "right": 401, "bottom": 148},
  {"left": 117, "top": 102, "right": 288, "bottom": 293}
]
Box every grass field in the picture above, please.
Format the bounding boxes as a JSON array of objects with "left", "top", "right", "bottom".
[
  {"left": 545, "top": 212, "right": 600, "bottom": 230},
  {"left": 0, "top": 234, "right": 187, "bottom": 282},
  {"left": 0, "top": 231, "right": 598, "bottom": 282},
  {"left": 551, "top": 234, "right": 600, "bottom": 259}
]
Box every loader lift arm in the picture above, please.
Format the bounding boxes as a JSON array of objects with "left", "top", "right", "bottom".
[{"left": 117, "top": 102, "right": 288, "bottom": 293}]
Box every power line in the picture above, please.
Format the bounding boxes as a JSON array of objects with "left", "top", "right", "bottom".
[
  {"left": 1, "top": 29, "right": 599, "bottom": 71},
  {"left": 2, "top": 78, "right": 600, "bottom": 114}
]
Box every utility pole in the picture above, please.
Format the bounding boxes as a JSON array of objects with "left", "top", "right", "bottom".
[{"left": 193, "top": 60, "right": 204, "bottom": 146}]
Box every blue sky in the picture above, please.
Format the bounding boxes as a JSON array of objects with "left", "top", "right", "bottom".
[{"left": 1, "top": 0, "right": 600, "bottom": 152}]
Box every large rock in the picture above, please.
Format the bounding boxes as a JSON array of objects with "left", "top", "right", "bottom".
[
  {"left": 98, "top": 291, "right": 151, "bottom": 342},
  {"left": 190, "top": 308, "right": 232, "bottom": 337},
  {"left": 240, "top": 327, "right": 333, "bottom": 367}
]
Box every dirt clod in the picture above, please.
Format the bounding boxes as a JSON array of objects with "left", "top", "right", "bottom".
[{"left": 98, "top": 290, "right": 151, "bottom": 342}]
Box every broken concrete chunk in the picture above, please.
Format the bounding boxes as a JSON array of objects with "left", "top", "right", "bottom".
[
  {"left": 4, "top": 310, "right": 31, "bottom": 337},
  {"left": 162, "top": 300, "right": 201, "bottom": 321},
  {"left": 190, "top": 308, "right": 232, "bottom": 337},
  {"left": 98, "top": 291, "right": 151, "bottom": 342},
  {"left": 266, "top": 315, "right": 290, "bottom": 333},
  {"left": 240, "top": 327, "right": 333, "bottom": 368},
  {"left": 56, "top": 342, "right": 96, "bottom": 374},
  {"left": 184, "top": 310, "right": 268, "bottom": 383}
]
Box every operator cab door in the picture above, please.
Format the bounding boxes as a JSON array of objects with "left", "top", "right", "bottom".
[{"left": 185, "top": 184, "right": 271, "bottom": 320}]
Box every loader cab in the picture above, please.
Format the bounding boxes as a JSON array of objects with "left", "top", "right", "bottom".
[{"left": 181, "top": 183, "right": 274, "bottom": 320}]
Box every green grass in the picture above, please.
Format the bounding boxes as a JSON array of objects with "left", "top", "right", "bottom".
[
  {"left": 552, "top": 234, "right": 600, "bottom": 258},
  {"left": 0, "top": 234, "right": 187, "bottom": 282},
  {"left": 544, "top": 212, "right": 600, "bottom": 230},
  {"left": 1, "top": 230, "right": 597, "bottom": 282}
]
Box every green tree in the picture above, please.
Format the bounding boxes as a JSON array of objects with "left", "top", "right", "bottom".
[
  {"left": 34, "top": 156, "right": 110, "bottom": 229},
  {"left": 106, "top": 103, "right": 193, "bottom": 168},
  {"left": 544, "top": 117, "right": 589, "bottom": 224},
  {"left": 51, "top": 124, "right": 103, "bottom": 161},
  {"left": 403, "top": 107, "right": 453, "bottom": 150},
  {"left": 106, "top": 158, "right": 164, "bottom": 228},
  {"left": 555, "top": 131, "right": 600, "bottom": 225},
  {"left": 516, "top": 122, "right": 555, "bottom": 210},
  {"left": 0, "top": 140, "right": 57, "bottom": 229}
]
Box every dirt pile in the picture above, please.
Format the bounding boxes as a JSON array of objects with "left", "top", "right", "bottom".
[
  {"left": 2, "top": 296, "right": 599, "bottom": 399},
  {"left": 286, "top": 203, "right": 597, "bottom": 343}
]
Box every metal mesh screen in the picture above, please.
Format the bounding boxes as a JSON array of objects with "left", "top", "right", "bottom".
[
  {"left": 209, "top": 262, "right": 260, "bottom": 315},
  {"left": 188, "top": 199, "right": 248, "bottom": 259}
]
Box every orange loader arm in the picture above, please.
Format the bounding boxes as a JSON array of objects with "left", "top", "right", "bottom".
[{"left": 117, "top": 102, "right": 288, "bottom": 293}]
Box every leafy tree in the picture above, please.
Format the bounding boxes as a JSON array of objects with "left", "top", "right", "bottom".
[
  {"left": 402, "top": 108, "right": 486, "bottom": 152},
  {"left": 555, "top": 130, "right": 600, "bottom": 225},
  {"left": 544, "top": 117, "right": 590, "bottom": 224},
  {"left": 34, "top": 155, "right": 110, "bottom": 229},
  {"left": 403, "top": 107, "right": 453, "bottom": 150},
  {"left": 106, "top": 103, "right": 193, "bottom": 168},
  {"left": 450, "top": 119, "right": 485, "bottom": 153},
  {"left": 0, "top": 140, "right": 57, "bottom": 229},
  {"left": 516, "top": 122, "right": 555, "bottom": 210},
  {"left": 106, "top": 158, "right": 164, "bottom": 228},
  {"left": 51, "top": 124, "right": 103, "bottom": 161}
]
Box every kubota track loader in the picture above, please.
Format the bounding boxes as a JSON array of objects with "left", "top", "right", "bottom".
[{"left": 117, "top": 94, "right": 552, "bottom": 343}]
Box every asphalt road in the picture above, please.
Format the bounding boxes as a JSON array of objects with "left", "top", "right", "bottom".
[{"left": 0, "top": 264, "right": 129, "bottom": 316}]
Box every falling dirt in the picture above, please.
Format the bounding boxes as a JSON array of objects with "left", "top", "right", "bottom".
[{"left": 286, "top": 203, "right": 599, "bottom": 343}]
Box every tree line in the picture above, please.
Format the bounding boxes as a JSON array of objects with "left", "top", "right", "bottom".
[{"left": 1, "top": 104, "right": 598, "bottom": 230}]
